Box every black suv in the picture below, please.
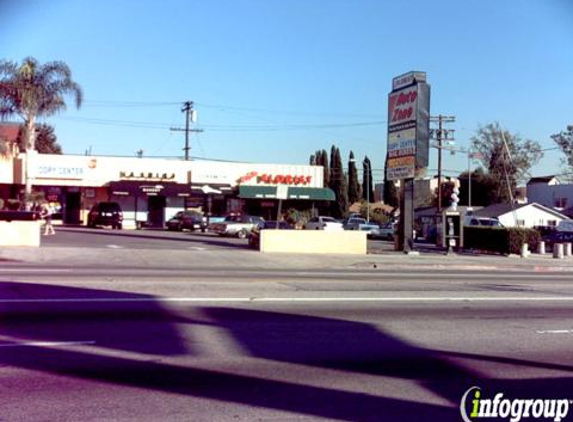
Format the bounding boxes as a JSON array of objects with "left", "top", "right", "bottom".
[{"left": 87, "top": 202, "right": 123, "bottom": 229}]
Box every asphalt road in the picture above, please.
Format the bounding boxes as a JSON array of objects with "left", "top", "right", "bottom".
[
  {"left": 1, "top": 261, "right": 573, "bottom": 422},
  {"left": 39, "top": 226, "right": 397, "bottom": 253}
]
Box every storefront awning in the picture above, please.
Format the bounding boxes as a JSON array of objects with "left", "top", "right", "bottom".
[{"left": 238, "top": 185, "right": 335, "bottom": 201}]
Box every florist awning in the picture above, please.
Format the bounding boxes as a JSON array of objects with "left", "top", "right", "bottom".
[
  {"left": 238, "top": 185, "right": 335, "bottom": 201},
  {"left": 108, "top": 181, "right": 194, "bottom": 197}
]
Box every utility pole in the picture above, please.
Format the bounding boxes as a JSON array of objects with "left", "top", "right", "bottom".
[
  {"left": 170, "top": 101, "right": 204, "bottom": 160},
  {"left": 430, "top": 115, "right": 456, "bottom": 214}
]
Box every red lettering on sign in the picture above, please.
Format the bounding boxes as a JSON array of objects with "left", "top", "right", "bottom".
[{"left": 253, "top": 173, "right": 313, "bottom": 186}]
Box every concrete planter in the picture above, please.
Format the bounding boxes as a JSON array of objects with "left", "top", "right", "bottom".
[
  {"left": 0, "top": 220, "right": 41, "bottom": 247},
  {"left": 260, "top": 230, "right": 367, "bottom": 254}
]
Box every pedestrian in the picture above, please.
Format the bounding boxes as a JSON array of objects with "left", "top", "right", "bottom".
[{"left": 40, "top": 201, "right": 55, "bottom": 235}]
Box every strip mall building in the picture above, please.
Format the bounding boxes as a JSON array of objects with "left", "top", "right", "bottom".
[{"left": 0, "top": 152, "right": 333, "bottom": 228}]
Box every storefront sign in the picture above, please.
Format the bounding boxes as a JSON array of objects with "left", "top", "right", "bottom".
[
  {"left": 119, "top": 171, "right": 175, "bottom": 181},
  {"left": 140, "top": 186, "right": 164, "bottom": 194},
  {"left": 387, "top": 71, "right": 431, "bottom": 181},
  {"left": 36, "top": 165, "right": 85, "bottom": 179},
  {"left": 392, "top": 71, "right": 427, "bottom": 91},
  {"left": 238, "top": 171, "right": 312, "bottom": 186}
]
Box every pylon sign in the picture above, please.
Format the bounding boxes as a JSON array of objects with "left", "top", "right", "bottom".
[{"left": 386, "top": 71, "right": 430, "bottom": 181}]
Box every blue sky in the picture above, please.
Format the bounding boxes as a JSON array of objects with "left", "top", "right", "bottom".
[{"left": 2, "top": 0, "right": 572, "bottom": 184}]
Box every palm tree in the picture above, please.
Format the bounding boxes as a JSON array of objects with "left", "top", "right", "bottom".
[{"left": 0, "top": 57, "right": 82, "bottom": 206}]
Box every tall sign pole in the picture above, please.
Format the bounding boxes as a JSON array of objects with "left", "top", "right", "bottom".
[{"left": 386, "top": 72, "right": 430, "bottom": 252}]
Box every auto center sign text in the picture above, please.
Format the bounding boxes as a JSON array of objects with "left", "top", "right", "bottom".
[{"left": 386, "top": 71, "right": 430, "bottom": 181}]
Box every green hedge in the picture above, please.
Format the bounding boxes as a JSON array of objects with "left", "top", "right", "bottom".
[{"left": 464, "top": 227, "right": 541, "bottom": 255}]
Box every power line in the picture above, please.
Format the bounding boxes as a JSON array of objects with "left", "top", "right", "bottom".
[{"left": 56, "top": 116, "right": 386, "bottom": 132}]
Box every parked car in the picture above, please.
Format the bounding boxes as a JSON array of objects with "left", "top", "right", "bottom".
[
  {"left": 166, "top": 210, "right": 206, "bottom": 231},
  {"left": 248, "top": 220, "right": 293, "bottom": 249},
  {"left": 542, "top": 230, "right": 573, "bottom": 249},
  {"left": 304, "top": 216, "right": 344, "bottom": 231},
  {"left": 343, "top": 217, "right": 381, "bottom": 236},
  {"left": 87, "top": 202, "right": 123, "bottom": 229},
  {"left": 464, "top": 216, "right": 503, "bottom": 227},
  {"left": 209, "top": 214, "right": 264, "bottom": 238},
  {"left": 370, "top": 222, "right": 396, "bottom": 240}
]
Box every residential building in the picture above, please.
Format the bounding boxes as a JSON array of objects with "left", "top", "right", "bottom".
[
  {"left": 527, "top": 176, "right": 573, "bottom": 210},
  {"left": 474, "top": 202, "right": 570, "bottom": 228}
]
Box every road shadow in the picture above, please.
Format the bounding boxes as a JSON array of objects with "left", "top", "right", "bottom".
[
  {"left": 0, "top": 282, "right": 190, "bottom": 356},
  {"left": 1, "top": 284, "right": 572, "bottom": 421}
]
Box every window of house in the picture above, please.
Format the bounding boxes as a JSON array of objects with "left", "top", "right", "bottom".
[
  {"left": 554, "top": 198, "right": 568, "bottom": 208},
  {"left": 548, "top": 220, "right": 557, "bottom": 227}
]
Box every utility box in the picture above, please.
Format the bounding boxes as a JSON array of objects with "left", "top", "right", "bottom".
[{"left": 442, "top": 211, "right": 463, "bottom": 250}]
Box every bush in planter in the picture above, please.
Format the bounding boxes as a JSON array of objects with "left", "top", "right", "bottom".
[
  {"left": 508, "top": 227, "right": 540, "bottom": 254},
  {"left": 464, "top": 226, "right": 508, "bottom": 254},
  {"left": 464, "top": 226, "right": 541, "bottom": 255}
]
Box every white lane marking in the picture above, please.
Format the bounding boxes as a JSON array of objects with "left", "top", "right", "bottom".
[
  {"left": 106, "top": 244, "right": 123, "bottom": 249},
  {"left": 0, "top": 269, "right": 73, "bottom": 273},
  {"left": 188, "top": 247, "right": 207, "bottom": 251},
  {"left": 536, "top": 329, "right": 573, "bottom": 334},
  {"left": 2, "top": 296, "right": 573, "bottom": 304},
  {"left": 0, "top": 341, "right": 96, "bottom": 348}
]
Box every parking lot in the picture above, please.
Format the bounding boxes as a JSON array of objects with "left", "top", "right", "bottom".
[{"left": 41, "top": 226, "right": 397, "bottom": 253}]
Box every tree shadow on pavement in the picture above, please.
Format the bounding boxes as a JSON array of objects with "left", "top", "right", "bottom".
[{"left": 1, "top": 283, "right": 573, "bottom": 421}]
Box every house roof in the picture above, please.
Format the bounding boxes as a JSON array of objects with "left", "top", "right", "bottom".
[
  {"left": 414, "top": 205, "right": 481, "bottom": 217},
  {"left": 0, "top": 123, "right": 20, "bottom": 143},
  {"left": 562, "top": 207, "right": 573, "bottom": 218},
  {"left": 527, "top": 176, "right": 558, "bottom": 185},
  {"left": 475, "top": 202, "right": 569, "bottom": 220}
]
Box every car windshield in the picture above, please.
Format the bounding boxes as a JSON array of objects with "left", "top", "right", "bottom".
[
  {"left": 224, "top": 216, "right": 242, "bottom": 222},
  {"left": 350, "top": 218, "right": 366, "bottom": 224},
  {"left": 99, "top": 203, "right": 121, "bottom": 212},
  {"left": 479, "top": 219, "right": 501, "bottom": 226},
  {"left": 322, "top": 217, "right": 337, "bottom": 223}
]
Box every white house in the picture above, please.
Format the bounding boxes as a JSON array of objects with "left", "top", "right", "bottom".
[
  {"left": 527, "top": 176, "right": 573, "bottom": 210},
  {"left": 474, "top": 202, "right": 570, "bottom": 228}
]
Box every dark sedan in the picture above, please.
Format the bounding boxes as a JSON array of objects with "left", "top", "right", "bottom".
[{"left": 166, "top": 211, "right": 206, "bottom": 232}]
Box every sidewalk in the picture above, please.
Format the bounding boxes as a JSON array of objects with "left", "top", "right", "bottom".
[{"left": 2, "top": 244, "right": 573, "bottom": 272}]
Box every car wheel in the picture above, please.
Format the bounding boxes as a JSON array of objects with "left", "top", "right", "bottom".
[
  {"left": 237, "top": 229, "right": 248, "bottom": 239},
  {"left": 117, "top": 223, "right": 123, "bottom": 230}
]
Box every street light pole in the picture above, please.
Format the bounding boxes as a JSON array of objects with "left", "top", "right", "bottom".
[{"left": 468, "top": 149, "right": 472, "bottom": 209}]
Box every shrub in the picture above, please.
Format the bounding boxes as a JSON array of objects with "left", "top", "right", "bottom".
[{"left": 464, "top": 226, "right": 541, "bottom": 255}]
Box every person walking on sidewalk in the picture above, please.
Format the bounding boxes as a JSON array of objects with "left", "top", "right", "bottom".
[{"left": 40, "top": 201, "right": 55, "bottom": 235}]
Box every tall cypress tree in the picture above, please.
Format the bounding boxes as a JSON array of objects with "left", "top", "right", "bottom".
[
  {"left": 362, "top": 156, "right": 374, "bottom": 203},
  {"left": 347, "top": 151, "right": 360, "bottom": 205},
  {"left": 321, "top": 149, "right": 330, "bottom": 188},
  {"left": 328, "top": 147, "right": 347, "bottom": 218}
]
